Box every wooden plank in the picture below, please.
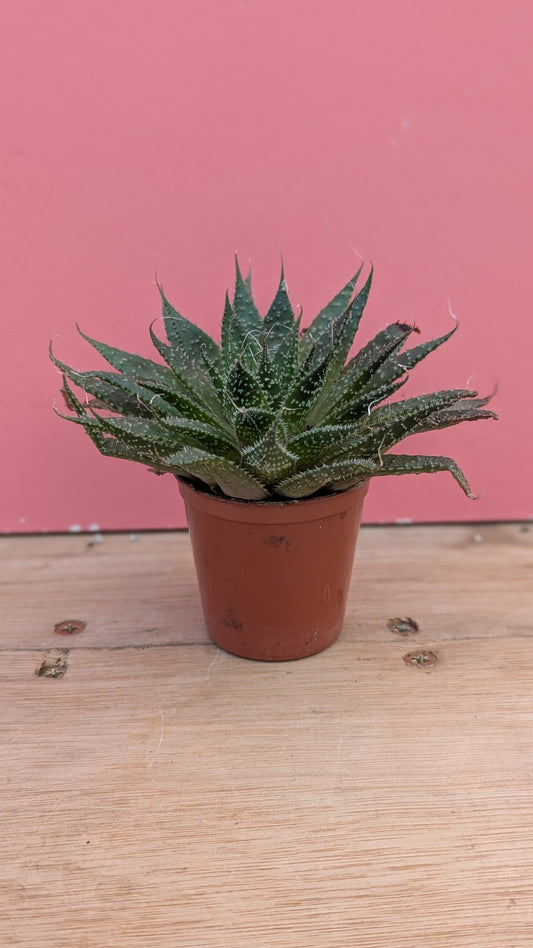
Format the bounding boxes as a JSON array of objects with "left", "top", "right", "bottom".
[
  {"left": 0, "top": 531, "right": 207, "bottom": 649},
  {"left": 1, "top": 525, "right": 533, "bottom": 946},
  {"left": 1, "top": 523, "right": 532, "bottom": 650}
]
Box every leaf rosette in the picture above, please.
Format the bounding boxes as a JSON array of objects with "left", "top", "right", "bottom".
[{"left": 51, "top": 261, "right": 496, "bottom": 500}]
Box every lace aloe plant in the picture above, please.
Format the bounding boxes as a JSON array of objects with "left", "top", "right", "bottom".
[{"left": 50, "top": 261, "right": 496, "bottom": 501}]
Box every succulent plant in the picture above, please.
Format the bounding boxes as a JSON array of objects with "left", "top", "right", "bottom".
[{"left": 51, "top": 261, "right": 496, "bottom": 501}]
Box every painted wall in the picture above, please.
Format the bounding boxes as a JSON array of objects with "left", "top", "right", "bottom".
[{"left": 2, "top": 0, "right": 531, "bottom": 532}]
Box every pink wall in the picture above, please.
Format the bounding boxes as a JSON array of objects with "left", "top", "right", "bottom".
[{"left": 2, "top": 0, "right": 531, "bottom": 532}]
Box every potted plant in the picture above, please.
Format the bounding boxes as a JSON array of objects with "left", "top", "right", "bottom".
[{"left": 51, "top": 260, "right": 496, "bottom": 660}]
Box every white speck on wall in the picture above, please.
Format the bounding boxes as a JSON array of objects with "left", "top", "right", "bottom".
[
  {"left": 88, "top": 523, "right": 100, "bottom": 532},
  {"left": 396, "top": 517, "right": 413, "bottom": 525},
  {"left": 19, "top": 516, "right": 27, "bottom": 524},
  {"left": 390, "top": 116, "right": 411, "bottom": 149},
  {"left": 69, "top": 524, "right": 82, "bottom": 533}
]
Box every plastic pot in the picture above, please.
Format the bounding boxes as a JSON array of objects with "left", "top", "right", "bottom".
[{"left": 178, "top": 478, "right": 369, "bottom": 661}]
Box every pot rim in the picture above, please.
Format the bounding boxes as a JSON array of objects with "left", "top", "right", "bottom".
[{"left": 177, "top": 477, "right": 369, "bottom": 524}]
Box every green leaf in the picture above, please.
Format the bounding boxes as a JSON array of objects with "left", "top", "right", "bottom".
[
  {"left": 338, "top": 389, "right": 479, "bottom": 458},
  {"left": 287, "top": 424, "right": 358, "bottom": 467},
  {"left": 264, "top": 264, "right": 296, "bottom": 353},
  {"left": 269, "top": 316, "right": 301, "bottom": 396},
  {"left": 298, "top": 264, "right": 364, "bottom": 361},
  {"left": 156, "top": 416, "right": 240, "bottom": 461},
  {"left": 89, "top": 413, "right": 178, "bottom": 452},
  {"left": 156, "top": 281, "right": 222, "bottom": 367},
  {"left": 256, "top": 343, "right": 283, "bottom": 409},
  {"left": 240, "top": 332, "right": 264, "bottom": 375},
  {"left": 60, "top": 359, "right": 220, "bottom": 428},
  {"left": 225, "top": 358, "right": 269, "bottom": 415},
  {"left": 375, "top": 453, "right": 476, "bottom": 498},
  {"left": 276, "top": 457, "right": 377, "bottom": 499},
  {"left": 86, "top": 429, "right": 148, "bottom": 463},
  {"left": 282, "top": 352, "right": 332, "bottom": 435},
  {"left": 371, "top": 324, "right": 458, "bottom": 389},
  {"left": 163, "top": 448, "right": 269, "bottom": 500},
  {"left": 233, "top": 407, "right": 277, "bottom": 447},
  {"left": 242, "top": 419, "right": 297, "bottom": 483},
  {"left": 51, "top": 346, "right": 159, "bottom": 417},
  {"left": 308, "top": 268, "right": 374, "bottom": 379},
  {"left": 220, "top": 291, "right": 263, "bottom": 374},
  {"left": 320, "top": 375, "right": 410, "bottom": 428},
  {"left": 145, "top": 382, "right": 225, "bottom": 427},
  {"left": 220, "top": 292, "right": 247, "bottom": 370},
  {"left": 58, "top": 374, "right": 90, "bottom": 419},
  {"left": 148, "top": 324, "right": 230, "bottom": 427},
  {"left": 233, "top": 257, "right": 263, "bottom": 331},
  {"left": 76, "top": 327, "right": 179, "bottom": 391},
  {"left": 199, "top": 346, "right": 226, "bottom": 399},
  {"left": 309, "top": 321, "right": 417, "bottom": 425},
  {"left": 54, "top": 390, "right": 160, "bottom": 466},
  {"left": 408, "top": 400, "right": 497, "bottom": 436},
  {"left": 79, "top": 376, "right": 152, "bottom": 416}
]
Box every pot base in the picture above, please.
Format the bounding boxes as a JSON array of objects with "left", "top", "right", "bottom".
[{"left": 209, "top": 612, "right": 344, "bottom": 663}]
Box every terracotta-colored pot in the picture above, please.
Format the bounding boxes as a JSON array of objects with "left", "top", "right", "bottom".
[{"left": 178, "top": 478, "right": 369, "bottom": 662}]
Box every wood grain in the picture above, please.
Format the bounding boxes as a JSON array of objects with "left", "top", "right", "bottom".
[{"left": 1, "top": 524, "right": 533, "bottom": 946}]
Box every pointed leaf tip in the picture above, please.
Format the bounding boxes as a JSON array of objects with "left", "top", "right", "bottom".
[{"left": 234, "top": 253, "right": 245, "bottom": 282}]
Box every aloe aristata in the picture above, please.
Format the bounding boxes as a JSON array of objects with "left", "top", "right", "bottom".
[{"left": 51, "top": 262, "right": 496, "bottom": 501}]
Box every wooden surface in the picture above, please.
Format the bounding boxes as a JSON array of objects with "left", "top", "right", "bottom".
[{"left": 1, "top": 523, "right": 533, "bottom": 947}]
